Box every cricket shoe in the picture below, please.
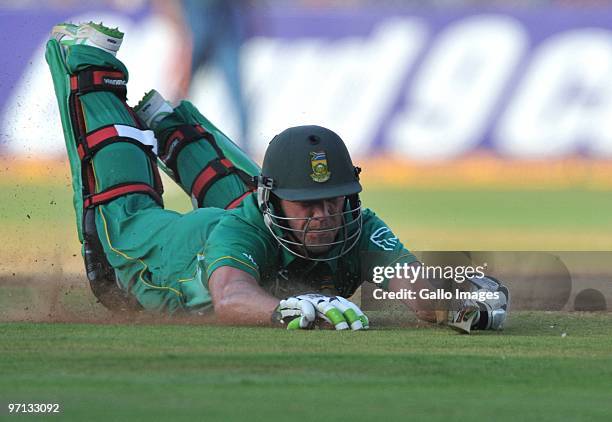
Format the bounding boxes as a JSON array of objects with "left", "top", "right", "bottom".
[
  {"left": 50, "top": 22, "right": 76, "bottom": 60},
  {"left": 134, "top": 89, "right": 174, "bottom": 131},
  {"left": 51, "top": 21, "right": 123, "bottom": 56},
  {"left": 51, "top": 22, "right": 78, "bottom": 45}
]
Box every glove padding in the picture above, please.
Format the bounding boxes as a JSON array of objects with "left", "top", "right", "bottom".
[
  {"left": 276, "top": 294, "right": 369, "bottom": 331},
  {"left": 470, "top": 276, "right": 509, "bottom": 331},
  {"left": 276, "top": 296, "right": 317, "bottom": 329},
  {"left": 446, "top": 302, "right": 481, "bottom": 334},
  {"left": 446, "top": 276, "right": 509, "bottom": 333}
]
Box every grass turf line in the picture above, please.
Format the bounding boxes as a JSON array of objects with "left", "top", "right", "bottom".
[{"left": 1, "top": 312, "right": 611, "bottom": 421}]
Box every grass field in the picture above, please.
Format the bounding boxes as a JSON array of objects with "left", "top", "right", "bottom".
[
  {"left": 2, "top": 159, "right": 612, "bottom": 420},
  {"left": 3, "top": 160, "right": 612, "bottom": 278},
  {"left": 1, "top": 312, "right": 612, "bottom": 421}
]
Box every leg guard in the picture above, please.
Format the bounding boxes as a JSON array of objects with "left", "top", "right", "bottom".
[
  {"left": 46, "top": 40, "right": 164, "bottom": 311},
  {"left": 153, "top": 101, "right": 260, "bottom": 210}
]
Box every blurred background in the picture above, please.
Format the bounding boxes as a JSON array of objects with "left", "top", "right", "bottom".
[{"left": 1, "top": 0, "right": 612, "bottom": 318}]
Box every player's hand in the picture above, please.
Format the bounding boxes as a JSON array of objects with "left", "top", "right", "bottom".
[{"left": 295, "top": 294, "right": 369, "bottom": 331}]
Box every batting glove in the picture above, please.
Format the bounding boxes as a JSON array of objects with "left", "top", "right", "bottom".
[
  {"left": 446, "top": 301, "right": 481, "bottom": 334},
  {"left": 446, "top": 276, "right": 510, "bottom": 333},
  {"left": 295, "top": 294, "right": 369, "bottom": 331},
  {"left": 469, "top": 276, "right": 510, "bottom": 331}
]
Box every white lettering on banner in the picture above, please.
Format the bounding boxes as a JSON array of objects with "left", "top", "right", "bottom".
[
  {"left": 495, "top": 29, "right": 612, "bottom": 157},
  {"left": 242, "top": 18, "right": 427, "bottom": 156},
  {"left": 5, "top": 12, "right": 612, "bottom": 159},
  {"left": 387, "top": 15, "right": 528, "bottom": 159}
]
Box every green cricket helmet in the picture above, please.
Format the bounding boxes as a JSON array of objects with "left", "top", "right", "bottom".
[{"left": 256, "top": 125, "right": 363, "bottom": 261}]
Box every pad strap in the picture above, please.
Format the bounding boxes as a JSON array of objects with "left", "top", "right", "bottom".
[
  {"left": 70, "top": 67, "right": 127, "bottom": 100},
  {"left": 160, "top": 123, "right": 255, "bottom": 207},
  {"left": 77, "top": 124, "right": 163, "bottom": 208},
  {"left": 191, "top": 158, "right": 235, "bottom": 205},
  {"left": 84, "top": 183, "right": 162, "bottom": 208},
  {"left": 78, "top": 124, "right": 158, "bottom": 159},
  {"left": 191, "top": 163, "right": 254, "bottom": 209},
  {"left": 225, "top": 190, "right": 254, "bottom": 210},
  {"left": 159, "top": 124, "right": 212, "bottom": 183}
]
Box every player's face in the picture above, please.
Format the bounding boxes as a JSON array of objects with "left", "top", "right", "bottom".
[{"left": 279, "top": 196, "right": 345, "bottom": 255}]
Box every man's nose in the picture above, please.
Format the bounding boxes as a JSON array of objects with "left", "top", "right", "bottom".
[{"left": 312, "top": 200, "right": 332, "bottom": 218}]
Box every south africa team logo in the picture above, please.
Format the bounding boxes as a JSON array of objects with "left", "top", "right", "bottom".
[{"left": 310, "top": 151, "right": 331, "bottom": 183}]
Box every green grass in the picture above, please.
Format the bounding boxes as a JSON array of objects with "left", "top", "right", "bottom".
[
  {"left": 361, "top": 188, "right": 612, "bottom": 249},
  {"left": 363, "top": 188, "right": 612, "bottom": 229},
  {"left": 3, "top": 182, "right": 612, "bottom": 229},
  {"left": 3, "top": 181, "right": 612, "bottom": 256},
  {"left": 1, "top": 313, "right": 611, "bottom": 421},
  {"left": 2, "top": 175, "right": 612, "bottom": 420}
]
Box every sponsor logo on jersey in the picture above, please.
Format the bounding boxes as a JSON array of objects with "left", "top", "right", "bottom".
[
  {"left": 242, "top": 253, "right": 257, "bottom": 267},
  {"left": 370, "top": 226, "right": 398, "bottom": 251}
]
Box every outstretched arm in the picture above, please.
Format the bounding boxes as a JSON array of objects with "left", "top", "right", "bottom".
[
  {"left": 208, "top": 266, "right": 280, "bottom": 326},
  {"left": 208, "top": 266, "right": 369, "bottom": 330},
  {"left": 387, "top": 262, "right": 509, "bottom": 332},
  {"left": 387, "top": 261, "right": 439, "bottom": 323}
]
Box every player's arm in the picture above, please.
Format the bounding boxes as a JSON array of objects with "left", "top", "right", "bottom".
[
  {"left": 208, "top": 266, "right": 368, "bottom": 330},
  {"left": 204, "top": 218, "right": 367, "bottom": 330},
  {"left": 208, "top": 266, "right": 279, "bottom": 326},
  {"left": 387, "top": 263, "right": 510, "bottom": 332},
  {"left": 360, "top": 208, "right": 502, "bottom": 331},
  {"left": 387, "top": 261, "right": 439, "bottom": 323},
  {"left": 360, "top": 209, "right": 436, "bottom": 319}
]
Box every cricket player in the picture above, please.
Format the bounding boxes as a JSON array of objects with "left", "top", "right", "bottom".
[{"left": 46, "top": 22, "right": 508, "bottom": 332}]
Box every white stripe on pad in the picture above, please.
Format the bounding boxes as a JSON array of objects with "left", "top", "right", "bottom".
[{"left": 115, "top": 125, "right": 158, "bottom": 155}]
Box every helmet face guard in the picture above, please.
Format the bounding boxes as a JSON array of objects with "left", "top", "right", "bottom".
[{"left": 257, "top": 182, "right": 362, "bottom": 261}]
